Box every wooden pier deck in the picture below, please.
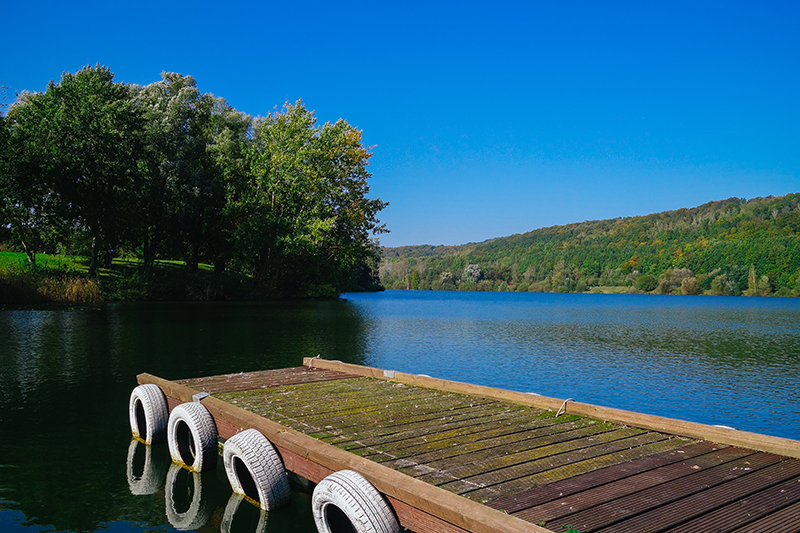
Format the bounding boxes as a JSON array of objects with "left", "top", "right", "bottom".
[{"left": 138, "top": 358, "right": 800, "bottom": 533}]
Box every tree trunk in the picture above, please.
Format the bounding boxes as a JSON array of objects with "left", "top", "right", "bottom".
[
  {"left": 88, "top": 235, "right": 100, "bottom": 277},
  {"left": 20, "top": 237, "right": 36, "bottom": 269},
  {"left": 143, "top": 228, "right": 160, "bottom": 270}
]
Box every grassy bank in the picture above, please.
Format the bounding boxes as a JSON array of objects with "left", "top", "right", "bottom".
[{"left": 0, "top": 252, "right": 259, "bottom": 304}]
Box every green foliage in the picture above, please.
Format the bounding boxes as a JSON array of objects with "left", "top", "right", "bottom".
[
  {"left": 231, "top": 101, "right": 386, "bottom": 297},
  {"left": 636, "top": 274, "right": 658, "bottom": 292},
  {"left": 6, "top": 65, "right": 145, "bottom": 276},
  {"left": 381, "top": 194, "right": 800, "bottom": 296},
  {"left": 1, "top": 67, "right": 386, "bottom": 299}
]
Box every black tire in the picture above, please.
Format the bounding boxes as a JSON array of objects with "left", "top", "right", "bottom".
[
  {"left": 167, "top": 402, "right": 218, "bottom": 472},
  {"left": 312, "top": 470, "right": 399, "bottom": 533},
  {"left": 129, "top": 384, "right": 168, "bottom": 445},
  {"left": 126, "top": 438, "right": 169, "bottom": 495},
  {"left": 220, "top": 493, "right": 270, "bottom": 533},
  {"left": 223, "top": 428, "right": 292, "bottom": 511},
  {"left": 165, "top": 463, "right": 212, "bottom": 530}
]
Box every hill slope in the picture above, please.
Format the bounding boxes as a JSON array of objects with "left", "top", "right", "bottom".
[{"left": 380, "top": 194, "right": 800, "bottom": 296}]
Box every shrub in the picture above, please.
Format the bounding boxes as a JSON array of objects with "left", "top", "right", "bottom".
[{"left": 636, "top": 274, "right": 658, "bottom": 292}]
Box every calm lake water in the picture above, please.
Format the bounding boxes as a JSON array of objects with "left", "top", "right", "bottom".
[{"left": 1, "top": 291, "right": 799, "bottom": 532}]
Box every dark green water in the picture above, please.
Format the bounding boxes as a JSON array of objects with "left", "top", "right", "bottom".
[{"left": 1, "top": 292, "right": 799, "bottom": 532}]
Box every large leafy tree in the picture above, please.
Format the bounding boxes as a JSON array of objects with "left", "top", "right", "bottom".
[
  {"left": 206, "top": 96, "right": 251, "bottom": 273},
  {"left": 6, "top": 65, "right": 144, "bottom": 275},
  {"left": 234, "top": 101, "right": 386, "bottom": 297},
  {"left": 135, "top": 73, "right": 227, "bottom": 270}
]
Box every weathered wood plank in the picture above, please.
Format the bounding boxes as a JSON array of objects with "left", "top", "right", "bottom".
[
  {"left": 488, "top": 440, "right": 726, "bottom": 514},
  {"left": 356, "top": 412, "right": 588, "bottom": 461},
  {"left": 394, "top": 420, "right": 620, "bottom": 478},
  {"left": 218, "top": 378, "right": 500, "bottom": 432},
  {"left": 326, "top": 404, "right": 541, "bottom": 447},
  {"left": 726, "top": 500, "right": 800, "bottom": 533},
  {"left": 465, "top": 437, "right": 694, "bottom": 504},
  {"left": 177, "top": 367, "right": 359, "bottom": 392},
  {"left": 587, "top": 456, "right": 800, "bottom": 533},
  {"left": 304, "top": 358, "right": 800, "bottom": 459},
  {"left": 662, "top": 475, "right": 800, "bottom": 533},
  {"left": 513, "top": 446, "right": 757, "bottom": 525},
  {"left": 427, "top": 428, "right": 651, "bottom": 488}
]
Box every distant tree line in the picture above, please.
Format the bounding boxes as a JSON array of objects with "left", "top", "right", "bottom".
[
  {"left": 381, "top": 195, "right": 800, "bottom": 297},
  {"left": 0, "top": 65, "right": 387, "bottom": 297}
]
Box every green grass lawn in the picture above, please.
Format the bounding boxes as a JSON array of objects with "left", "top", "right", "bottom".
[{"left": 0, "top": 252, "right": 249, "bottom": 303}]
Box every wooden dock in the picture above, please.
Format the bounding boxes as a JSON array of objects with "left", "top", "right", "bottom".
[{"left": 138, "top": 358, "right": 800, "bottom": 533}]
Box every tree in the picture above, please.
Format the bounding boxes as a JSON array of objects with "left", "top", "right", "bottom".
[
  {"left": 462, "top": 264, "right": 483, "bottom": 283},
  {"left": 745, "top": 264, "right": 758, "bottom": 296},
  {"left": 233, "top": 101, "right": 386, "bottom": 297},
  {"left": 7, "top": 65, "right": 144, "bottom": 275},
  {"left": 636, "top": 274, "right": 658, "bottom": 292},
  {"left": 135, "top": 73, "right": 233, "bottom": 271},
  {"left": 681, "top": 276, "right": 700, "bottom": 295}
]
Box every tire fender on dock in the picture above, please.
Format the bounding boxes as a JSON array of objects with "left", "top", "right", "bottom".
[
  {"left": 312, "top": 470, "right": 399, "bottom": 533},
  {"left": 167, "top": 401, "right": 218, "bottom": 472},
  {"left": 129, "top": 383, "right": 168, "bottom": 445},
  {"left": 223, "top": 428, "right": 292, "bottom": 511}
]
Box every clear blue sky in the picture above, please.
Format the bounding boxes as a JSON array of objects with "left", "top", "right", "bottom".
[{"left": 3, "top": 1, "right": 798, "bottom": 247}]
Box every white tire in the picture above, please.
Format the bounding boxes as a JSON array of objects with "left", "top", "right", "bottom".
[
  {"left": 167, "top": 402, "right": 218, "bottom": 472},
  {"left": 165, "top": 463, "right": 212, "bottom": 530},
  {"left": 129, "top": 384, "right": 168, "bottom": 444},
  {"left": 220, "top": 493, "right": 269, "bottom": 533},
  {"left": 223, "top": 428, "right": 291, "bottom": 511},
  {"left": 312, "top": 470, "right": 399, "bottom": 533},
  {"left": 126, "top": 438, "right": 169, "bottom": 495}
]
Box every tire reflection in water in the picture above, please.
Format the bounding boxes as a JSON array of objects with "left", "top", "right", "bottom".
[
  {"left": 126, "top": 438, "right": 170, "bottom": 496},
  {"left": 165, "top": 463, "right": 214, "bottom": 530},
  {"left": 222, "top": 493, "right": 269, "bottom": 533},
  {"left": 126, "top": 438, "right": 313, "bottom": 532}
]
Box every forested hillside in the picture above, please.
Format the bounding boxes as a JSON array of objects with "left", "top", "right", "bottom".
[
  {"left": 380, "top": 194, "right": 800, "bottom": 296},
  {"left": 0, "top": 65, "right": 386, "bottom": 299}
]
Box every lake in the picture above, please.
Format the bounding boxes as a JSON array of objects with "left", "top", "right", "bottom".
[{"left": 1, "top": 291, "right": 798, "bottom": 532}]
